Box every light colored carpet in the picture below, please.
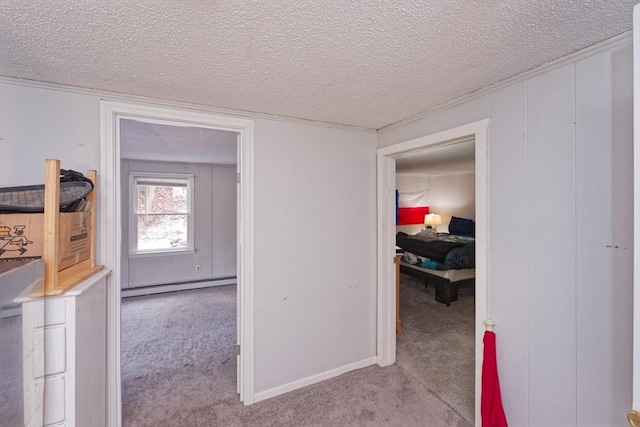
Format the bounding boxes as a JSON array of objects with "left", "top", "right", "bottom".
[
  {"left": 121, "top": 281, "right": 475, "bottom": 427},
  {"left": 397, "top": 275, "right": 475, "bottom": 423},
  {"left": 121, "top": 285, "right": 238, "bottom": 425}
]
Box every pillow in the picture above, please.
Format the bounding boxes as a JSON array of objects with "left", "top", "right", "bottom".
[{"left": 448, "top": 216, "right": 475, "bottom": 237}]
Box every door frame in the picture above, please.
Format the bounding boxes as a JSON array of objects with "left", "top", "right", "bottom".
[
  {"left": 376, "top": 119, "right": 489, "bottom": 424},
  {"left": 633, "top": 3, "right": 640, "bottom": 415},
  {"left": 100, "top": 101, "right": 255, "bottom": 426}
]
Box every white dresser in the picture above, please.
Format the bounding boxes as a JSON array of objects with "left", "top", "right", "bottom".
[{"left": 16, "top": 269, "right": 110, "bottom": 427}]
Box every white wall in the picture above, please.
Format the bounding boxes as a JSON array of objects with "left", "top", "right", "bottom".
[
  {"left": 0, "top": 80, "right": 378, "bottom": 398},
  {"left": 253, "top": 118, "right": 377, "bottom": 393},
  {"left": 120, "top": 160, "right": 237, "bottom": 288},
  {"left": 428, "top": 172, "right": 475, "bottom": 231},
  {"left": 0, "top": 84, "right": 101, "bottom": 187},
  {"left": 380, "top": 38, "right": 633, "bottom": 426},
  {"left": 396, "top": 172, "right": 475, "bottom": 235},
  {"left": 3, "top": 35, "right": 631, "bottom": 422}
]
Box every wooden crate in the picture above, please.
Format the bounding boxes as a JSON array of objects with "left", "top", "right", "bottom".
[{"left": 29, "top": 159, "right": 103, "bottom": 296}]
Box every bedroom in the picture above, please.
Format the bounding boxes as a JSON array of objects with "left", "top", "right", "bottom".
[
  {"left": 118, "top": 119, "right": 238, "bottom": 296},
  {"left": 395, "top": 139, "right": 476, "bottom": 422}
]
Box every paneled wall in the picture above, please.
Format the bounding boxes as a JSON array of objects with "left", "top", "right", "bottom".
[
  {"left": 379, "top": 39, "right": 633, "bottom": 426},
  {"left": 120, "top": 159, "right": 237, "bottom": 288}
]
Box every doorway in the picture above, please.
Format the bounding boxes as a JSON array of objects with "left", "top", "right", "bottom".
[
  {"left": 117, "top": 119, "right": 239, "bottom": 424},
  {"left": 632, "top": 3, "right": 640, "bottom": 421},
  {"left": 395, "top": 138, "right": 477, "bottom": 422},
  {"left": 376, "top": 119, "right": 489, "bottom": 423},
  {"left": 100, "top": 101, "right": 255, "bottom": 427},
  {"left": 118, "top": 119, "right": 238, "bottom": 295}
]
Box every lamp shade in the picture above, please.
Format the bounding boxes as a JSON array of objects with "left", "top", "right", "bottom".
[{"left": 424, "top": 213, "right": 442, "bottom": 227}]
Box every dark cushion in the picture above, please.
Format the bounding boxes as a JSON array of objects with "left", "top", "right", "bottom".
[{"left": 448, "top": 216, "right": 475, "bottom": 237}]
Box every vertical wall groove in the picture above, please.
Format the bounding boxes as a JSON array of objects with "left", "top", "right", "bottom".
[
  {"left": 524, "top": 79, "right": 530, "bottom": 427},
  {"left": 572, "top": 62, "right": 578, "bottom": 425}
]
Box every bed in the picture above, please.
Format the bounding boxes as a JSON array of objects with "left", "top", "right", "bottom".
[{"left": 396, "top": 216, "right": 476, "bottom": 306}]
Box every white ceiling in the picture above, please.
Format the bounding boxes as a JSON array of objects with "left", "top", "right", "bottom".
[
  {"left": 1, "top": 1, "right": 636, "bottom": 129},
  {"left": 120, "top": 119, "right": 237, "bottom": 165},
  {"left": 396, "top": 139, "right": 475, "bottom": 175}
]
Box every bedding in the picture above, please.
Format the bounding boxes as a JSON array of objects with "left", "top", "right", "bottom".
[
  {"left": 395, "top": 221, "right": 476, "bottom": 306},
  {"left": 396, "top": 231, "right": 475, "bottom": 270}
]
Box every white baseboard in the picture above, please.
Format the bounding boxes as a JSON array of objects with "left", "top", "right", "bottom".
[
  {"left": 253, "top": 356, "right": 377, "bottom": 403},
  {"left": 121, "top": 278, "right": 236, "bottom": 298}
]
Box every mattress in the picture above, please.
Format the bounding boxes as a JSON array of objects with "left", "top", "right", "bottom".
[{"left": 400, "top": 261, "right": 475, "bottom": 283}]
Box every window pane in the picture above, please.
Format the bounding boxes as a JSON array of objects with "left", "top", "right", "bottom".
[
  {"left": 131, "top": 174, "right": 193, "bottom": 254},
  {"left": 136, "top": 183, "right": 188, "bottom": 215},
  {"left": 137, "top": 214, "right": 188, "bottom": 251}
]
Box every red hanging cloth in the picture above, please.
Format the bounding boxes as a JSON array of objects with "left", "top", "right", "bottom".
[
  {"left": 397, "top": 206, "right": 429, "bottom": 225},
  {"left": 481, "top": 330, "right": 508, "bottom": 427}
]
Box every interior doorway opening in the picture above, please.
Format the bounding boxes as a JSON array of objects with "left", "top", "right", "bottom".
[
  {"left": 394, "top": 137, "right": 477, "bottom": 422},
  {"left": 100, "top": 101, "right": 255, "bottom": 427},
  {"left": 376, "top": 119, "right": 489, "bottom": 423},
  {"left": 117, "top": 119, "right": 240, "bottom": 424},
  {"left": 118, "top": 119, "right": 238, "bottom": 296}
]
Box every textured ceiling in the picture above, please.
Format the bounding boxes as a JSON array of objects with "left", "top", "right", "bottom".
[{"left": 0, "top": 1, "right": 636, "bottom": 129}]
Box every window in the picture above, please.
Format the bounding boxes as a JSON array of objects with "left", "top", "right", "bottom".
[{"left": 129, "top": 173, "right": 194, "bottom": 256}]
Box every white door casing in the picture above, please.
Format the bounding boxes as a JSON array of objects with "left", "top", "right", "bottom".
[
  {"left": 376, "top": 119, "right": 489, "bottom": 426},
  {"left": 100, "top": 101, "right": 255, "bottom": 427},
  {"left": 632, "top": 2, "right": 640, "bottom": 420},
  {"left": 236, "top": 132, "right": 242, "bottom": 395}
]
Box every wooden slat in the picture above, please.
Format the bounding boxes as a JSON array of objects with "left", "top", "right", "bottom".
[
  {"left": 43, "top": 159, "right": 60, "bottom": 293},
  {"left": 30, "top": 263, "right": 104, "bottom": 297},
  {"left": 39, "top": 161, "right": 103, "bottom": 296},
  {"left": 86, "top": 170, "right": 97, "bottom": 268},
  {"left": 56, "top": 264, "right": 104, "bottom": 295}
]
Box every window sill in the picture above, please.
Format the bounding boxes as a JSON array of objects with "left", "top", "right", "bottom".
[{"left": 129, "top": 248, "right": 196, "bottom": 259}]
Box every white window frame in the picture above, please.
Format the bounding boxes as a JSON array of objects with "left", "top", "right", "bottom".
[{"left": 128, "top": 172, "right": 195, "bottom": 257}]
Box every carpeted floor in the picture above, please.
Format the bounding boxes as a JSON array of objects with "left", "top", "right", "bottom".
[
  {"left": 121, "top": 278, "right": 475, "bottom": 426},
  {"left": 121, "top": 285, "right": 238, "bottom": 425},
  {"left": 396, "top": 276, "right": 475, "bottom": 423}
]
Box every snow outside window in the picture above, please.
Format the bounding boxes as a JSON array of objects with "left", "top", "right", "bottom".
[{"left": 129, "top": 173, "right": 195, "bottom": 256}]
